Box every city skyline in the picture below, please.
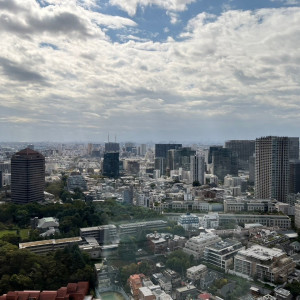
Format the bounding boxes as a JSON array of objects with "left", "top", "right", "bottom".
[{"left": 0, "top": 0, "right": 300, "bottom": 142}]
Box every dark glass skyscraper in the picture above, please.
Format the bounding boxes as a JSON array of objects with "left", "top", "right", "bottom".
[
  {"left": 155, "top": 144, "right": 182, "bottom": 159},
  {"left": 11, "top": 148, "right": 45, "bottom": 204},
  {"left": 103, "top": 152, "right": 119, "bottom": 178},
  {"left": 225, "top": 140, "right": 255, "bottom": 170}
]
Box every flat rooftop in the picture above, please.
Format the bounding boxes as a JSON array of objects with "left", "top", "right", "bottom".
[
  {"left": 237, "top": 245, "right": 284, "bottom": 261},
  {"left": 19, "top": 237, "right": 82, "bottom": 249}
]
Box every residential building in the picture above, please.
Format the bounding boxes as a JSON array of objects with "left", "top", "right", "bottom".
[
  {"left": 275, "top": 288, "right": 292, "bottom": 300},
  {"left": 204, "top": 239, "right": 244, "bottom": 270},
  {"left": 183, "top": 233, "right": 221, "bottom": 259},
  {"left": 128, "top": 274, "right": 144, "bottom": 300},
  {"left": 138, "top": 287, "right": 155, "bottom": 300},
  {"left": 288, "top": 137, "right": 299, "bottom": 160},
  {"left": 123, "top": 185, "right": 134, "bottom": 204},
  {"left": 67, "top": 174, "right": 87, "bottom": 191},
  {"left": 0, "top": 282, "right": 90, "bottom": 300},
  {"left": 175, "top": 285, "right": 198, "bottom": 300},
  {"left": 123, "top": 159, "right": 140, "bottom": 175},
  {"left": 190, "top": 154, "right": 205, "bottom": 185},
  {"left": 163, "top": 269, "right": 181, "bottom": 288},
  {"left": 234, "top": 245, "right": 295, "bottom": 283},
  {"left": 186, "top": 264, "right": 207, "bottom": 281},
  {"left": 295, "top": 200, "right": 300, "bottom": 229},
  {"left": 255, "top": 136, "right": 289, "bottom": 202},
  {"left": 11, "top": 148, "right": 45, "bottom": 204}
]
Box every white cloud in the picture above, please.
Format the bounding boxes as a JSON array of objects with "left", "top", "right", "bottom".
[
  {"left": 109, "top": 0, "right": 196, "bottom": 16},
  {"left": 0, "top": 1, "right": 300, "bottom": 141}
]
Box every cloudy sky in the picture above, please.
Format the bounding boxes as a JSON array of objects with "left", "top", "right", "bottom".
[{"left": 0, "top": 0, "right": 299, "bottom": 143}]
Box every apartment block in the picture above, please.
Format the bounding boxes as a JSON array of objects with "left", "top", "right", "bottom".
[{"left": 234, "top": 245, "right": 295, "bottom": 283}]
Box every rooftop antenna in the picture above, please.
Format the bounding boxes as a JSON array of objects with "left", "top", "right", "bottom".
[
  {"left": 115, "top": 135, "right": 117, "bottom": 143},
  {"left": 108, "top": 132, "right": 110, "bottom": 143}
]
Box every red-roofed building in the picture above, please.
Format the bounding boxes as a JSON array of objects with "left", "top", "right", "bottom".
[
  {"left": 128, "top": 274, "right": 145, "bottom": 300},
  {"left": 0, "top": 282, "right": 90, "bottom": 300},
  {"left": 198, "top": 293, "right": 211, "bottom": 300}
]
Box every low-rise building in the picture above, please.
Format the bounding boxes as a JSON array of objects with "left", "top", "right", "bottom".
[
  {"left": 199, "top": 213, "right": 219, "bottom": 229},
  {"left": 186, "top": 264, "right": 207, "bottom": 281},
  {"left": 204, "top": 239, "right": 244, "bottom": 270},
  {"left": 183, "top": 233, "right": 221, "bottom": 260},
  {"left": 234, "top": 245, "right": 296, "bottom": 283},
  {"left": 178, "top": 213, "right": 199, "bottom": 230},
  {"left": 219, "top": 214, "right": 291, "bottom": 229},
  {"left": 80, "top": 225, "right": 118, "bottom": 245},
  {"left": 175, "top": 285, "right": 198, "bottom": 300},
  {"left": 224, "top": 199, "right": 277, "bottom": 213},
  {"left": 119, "top": 220, "right": 168, "bottom": 236},
  {"left": 274, "top": 288, "right": 292, "bottom": 300},
  {"left": 19, "top": 236, "right": 101, "bottom": 258},
  {"left": 128, "top": 274, "right": 144, "bottom": 300},
  {"left": 138, "top": 287, "right": 155, "bottom": 300}
]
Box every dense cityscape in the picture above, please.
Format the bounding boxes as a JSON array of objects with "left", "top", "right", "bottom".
[
  {"left": 1, "top": 138, "right": 300, "bottom": 300},
  {"left": 1, "top": 0, "right": 300, "bottom": 299}
]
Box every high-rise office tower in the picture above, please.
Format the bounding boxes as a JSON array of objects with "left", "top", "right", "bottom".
[
  {"left": 154, "top": 157, "right": 166, "bottom": 176},
  {"left": 155, "top": 144, "right": 182, "bottom": 159},
  {"left": 155, "top": 144, "right": 182, "bottom": 175},
  {"left": 255, "top": 136, "right": 289, "bottom": 202},
  {"left": 0, "top": 170, "right": 2, "bottom": 188},
  {"left": 190, "top": 155, "right": 205, "bottom": 185},
  {"left": 102, "top": 152, "right": 119, "bottom": 178},
  {"left": 207, "top": 146, "right": 223, "bottom": 165},
  {"left": 289, "top": 160, "right": 300, "bottom": 194},
  {"left": 212, "top": 148, "right": 238, "bottom": 180},
  {"left": 105, "top": 142, "right": 120, "bottom": 152},
  {"left": 225, "top": 140, "right": 255, "bottom": 170},
  {"left": 11, "top": 148, "right": 45, "bottom": 204}
]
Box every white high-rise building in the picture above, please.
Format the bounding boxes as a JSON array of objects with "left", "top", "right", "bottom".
[
  {"left": 255, "top": 136, "right": 289, "bottom": 202},
  {"left": 190, "top": 154, "right": 205, "bottom": 185}
]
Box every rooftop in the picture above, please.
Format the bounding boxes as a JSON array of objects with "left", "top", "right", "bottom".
[
  {"left": 19, "top": 237, "right": 82, "bottom": 248},
  {"left": 237, "top": 245, "right": 284, "bottom": 261}
]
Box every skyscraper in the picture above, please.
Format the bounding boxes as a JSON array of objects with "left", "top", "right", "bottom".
[
  {"left": 288, "top": 137, "right": 299, "bottom": 160},
  {"left": 289, "top": 160, "right": 300, "bottom": 194},
  {"left": 190, "top": 155, "right": 205, "bottom": 185},
  {"left": 255, "top": 136, "right": 289, "bottom": 202},
  {"left": 155, "top": 144, "right": 182, "bottom": 159},
  {"left": 102, "top": 152, "right": 119, "bottom": 178},
  {"left": 11, "top": 148, "right": 45, "bottom": 204},
  {"left": 105, "top": 142, "right": 120, "bottom": 152},
  {"left": 225, "top": 140, "right": 255, "bottom": 170},
  {"left": 211, "top": 148, "right": 238, "bottom": 180}
]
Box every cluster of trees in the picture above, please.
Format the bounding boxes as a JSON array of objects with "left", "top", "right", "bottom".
[
  {"left": 165, "top": 250, "right": 195, "bottom": 274},
  {"left": 0, "top": 241, "right": 96, "bottom": 295},
  {"left": 0, "top": 198, "right": 162, "bottom": 241},
  {"left": 120, "top": 261, "right": 154, "bottom": 287}
]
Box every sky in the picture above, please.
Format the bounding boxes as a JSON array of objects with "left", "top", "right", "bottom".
[{"left": 0, "top": 0, "right": 299, "bottom": 143}]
